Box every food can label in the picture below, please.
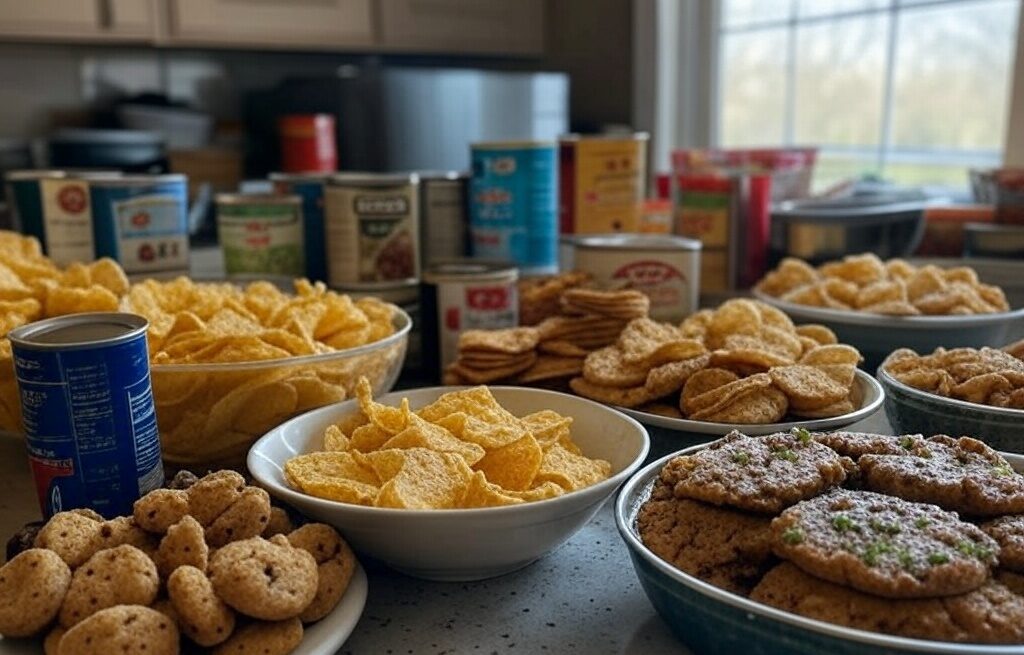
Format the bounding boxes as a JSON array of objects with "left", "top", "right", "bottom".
[
  {"left": 325, "top": 184, "right": 419, "bottom": 285},
  {"left": 92, "top": 180, "right": 190, "bottom": 274},
  {"left": 470, "top": 146, "right": 557, "bottom": 272},
  {"left": 561, "top": 138, "right": 646, "bottom": 234},
  {"left": 436, "top": 281, "right": 518, "bottom": 368},
  {"left": 12, "top": 334, "right": 163, "bottom": 518},
  {"left": 218, "top": 203, "right": 305, "bottom": 276},
  {"left": 611, "top": 260, "right": 688, "bottom": 318},
  {"left": 39, "top": 178, "right": 95, "bottom": 266},
  {"left": 421, "top": 179, "right": 467, "bottom": 265},
  {"left": 274, "top": 179, "right": 327, "bottom": 282}
]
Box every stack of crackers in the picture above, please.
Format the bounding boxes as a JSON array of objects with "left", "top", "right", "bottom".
[
  {"left": 568, "top": 298, "right": 866, "bottom": 423},
  {"left": 518, "top": 272, "right": 591, "bottom": 326},
  {"left": 444, "top": 288, "right": 650, "bottom": 388}
]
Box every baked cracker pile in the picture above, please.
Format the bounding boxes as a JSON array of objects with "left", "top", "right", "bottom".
[
  {"left": 570, "top": 298, "right": 863, "bottom": 423},
  {"left": 638, "top": 430, "right": 1024, "bottom": 644},
  {"left": 444, "top": 287, "right": 650, "bottom": 388},
  {"left": 0, "top": 471, "right": 356, "bottom": 654},
  {"left": 883, "top": 343, "right": 1024, "bottom": 409},
  {"left": 756, "top": 254, "right": 1010, "bottom": 316},
  {"left": 517, "top": 271, "right": 591, "bottom": 326}
]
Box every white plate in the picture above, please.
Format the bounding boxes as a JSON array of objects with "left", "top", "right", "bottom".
[
  {"left": 618, "top": 369, "right": 883, "bottom": 435},
  {"left": 0, "top": 563, "right": 368, "bottom": 655}
]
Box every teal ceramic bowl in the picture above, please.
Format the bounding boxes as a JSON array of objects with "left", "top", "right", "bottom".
[
  {"left": 878, "top": 366, "right": 1024, "bottom": 454},
  {"left": 616, "top": 444, "right": 1024, "bottom": 655}
]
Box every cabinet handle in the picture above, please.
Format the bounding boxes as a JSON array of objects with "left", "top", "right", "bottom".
[{"left": 98, "top": 0, "right": 114, "bottom": 29}]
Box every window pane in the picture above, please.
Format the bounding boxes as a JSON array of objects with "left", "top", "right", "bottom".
[
  {"left": 797, "top": 0, "right": 888, "bottom": 18},
  {"left": 813, "top": 152, "right": 882, "bottom": 191},
  {"left": 793, "top": 14, "right": 888, "bottom": 148},
  {"left": 890, "top": 0, "right": 1018, "bottom": 152},
  {"left": 722, "top": 0, "right": 792, "bottom": 28},
  {"left": 719, "top": 29, "right": 789, "bottom": 146}
]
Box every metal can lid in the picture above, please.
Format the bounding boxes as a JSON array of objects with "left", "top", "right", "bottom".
[
  {"left": 8, "top": 312, "right": 148, "bottom": 351},
  {"left": 87, "top": 173, "right": 187, "bottom": 187},
  {"left": 215, "top": 193, "right": 301, "bottom": 205},
  {"left": 4, "top": 169, "right": 68, "bottom": 182},
  {"left": 329, "top": 172, "right": 420, "bottom": 186},
  {"left": 558, "top": 132, "right": 650, "bottom": 143},
  {"left": 416, "top": 170, "right": 470, "bottom": 182},
  {"left": 470, "top": 140, "right": 556, "bottom": 150},
  {"left": 573, "top": 233, "right": 702, "bottom": 252},
  {"left": 423, "top": 259, "right": 518, "bottom": 284},
  {"left": 268, "top": 171, "right": 333, "bottom": 183},
  {"left": 333, "top": 279, "right": 420, "bottom": 291}
]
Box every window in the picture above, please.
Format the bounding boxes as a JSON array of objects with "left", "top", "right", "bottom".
[{"left": 717, "top": 0, "right": 1020, "bottom": 189}]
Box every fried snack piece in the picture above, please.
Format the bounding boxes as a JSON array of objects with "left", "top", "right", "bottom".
[
  {"left": 752, "top": 562, "right": 1024, "bottom": 644},
  {"left": 813, "top": 431, "right": 922, "bottom": 458},
  {"left": 208, "top": 537, "right": 318, "bottom": 621},
  {"left": 771, "top": 490, "right": 998, "bottom": 599},
  {"left": 57, "top": 605, "right": 179, "bottom": 655},
  {"left": 0, "top": 549, "right": 72, "bottom": 637},
  {"left": 982, "top": 515, "right": 1024, "bottom": 573},
  {"left": 637, "top": 490, "right": 774, "bottom": 595},
  {"left": 168, "top": 565, "right": 235, "bottom": 647},
  {"left": 59, "top": 545, "right": 160, "bottom": 627},
  {"left": 660, "top": 431, "right": 851, "bottom": 514},
  {"left": 211, "top": 617, "right": 303, "bottom": 655},
  {"left": 858, "top": 436, "right": 1024, "bottom": 516}
]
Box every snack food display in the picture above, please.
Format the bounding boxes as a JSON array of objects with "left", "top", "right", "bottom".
[
  {"left": 0, "top": 470, "right": 358, "bottom": 653},
  {"left": 756, "top": 254, "right": 1011, "bottom": 316},
  {"left": 881, "top": 344, "right": 1024, "bottom": 410},
  {"left": 0, "top": 231, "right": 407, "bottom": 468},
  {"left": 633, "top": 430, "right": 1024, "bottom": 644},
  {"left": 284, "top": 378, "right": 611, "bottom": 509},
  {"left": 517, "top": 271, "right": 591, "bottom": 326}
]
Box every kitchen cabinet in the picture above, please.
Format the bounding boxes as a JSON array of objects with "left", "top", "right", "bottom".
[
  {"left": 378, "top": 0, "right": 544, "bottom": 55},
  {"left": 166, "top": 0, "right": 375, "bottom": 49},
  {"left": 0, "top": 0, "right": 155, "bottom": 41}
]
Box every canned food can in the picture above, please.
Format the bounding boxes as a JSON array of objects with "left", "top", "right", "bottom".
[
  {"left": 90, "top": 174, "right": 190, "bottom": 274},
  {"left": 278, "top": 113, "right": 337, "bottom": 173},
  {"left": 421, "top": 261, "right": 519, "bottom": 377},
  {"left": 419, "top": 171, "right": 469, "bottom": 266},
  {"left": 572, "top": 234, "right": 701, "bottom": 323},
  {"left": 559, "top": 133, "right": 649, "bottom": 234},
  {"left": 7, "top": 170, "right": 95, "bottom": 265},
  {"left": 324, "top": 173, "right": 420, "bottom": 301},
  {"left": 216, "top": 193, "right": 305, "bottom": 276},
  {"left": 270, "top": 172, "right": 330, "bottom": 282},
  {"left": 469, "top": 141, "right": 557, "bottom": 274},
  {"left": 8, "top": 313, "right": 163, "bottom": 518}
]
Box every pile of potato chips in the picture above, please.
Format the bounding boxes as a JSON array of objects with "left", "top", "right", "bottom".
[
  {"left": 756, "top": 254, "right": 1010, "bottom": 316},
  {"left": 284, "top": 379, "right": 611, "bottom": 508},
  {"left": 567, "top": 299, "right": 865, "bottom": 423},
  {"left": 445, "top": 288, "right": 651, "bottom": 388},
  {"left": 0, "top": 231, "right": 404, "bottom": 469},
  {"left": 883, "top": 344, "right": 1024, "bottom": 409}
]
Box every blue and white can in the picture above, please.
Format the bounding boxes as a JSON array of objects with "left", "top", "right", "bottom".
[
  {"left": 469, "top": 141, "right": 558, "bottom": 274},
  {"left": 269, "top": 171, "right": 330, "bottom": 282},
  {"left": 89, "top": 174, "right": 190, "bottom": 275},
  {"left": 9, "top": 313, "right": 164, "bottom": 519}
]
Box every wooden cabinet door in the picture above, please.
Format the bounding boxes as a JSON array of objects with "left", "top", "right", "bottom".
[
  {"left": 105, "top": 0, "right": 157, "bottom": 38},
  {"left": 378, "top": 0, "right": 545, "bottom": 55},
  {"left": 168, "top": 0, "right": 375, "bottom": 49},
  {"left": 0, "top": 0, "right": 104, "bottom": 39}
]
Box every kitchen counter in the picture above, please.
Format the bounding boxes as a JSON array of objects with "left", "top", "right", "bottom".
[{"left": 0, "top": 409, "right": 894, "bottom": 654}]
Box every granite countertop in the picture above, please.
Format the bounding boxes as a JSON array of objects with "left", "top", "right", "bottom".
[{"left": 0, "top": 409, "right": 894, "bottom": 654}]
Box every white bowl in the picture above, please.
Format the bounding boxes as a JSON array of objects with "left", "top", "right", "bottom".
[
  {"left": 753, "top": 288, "right": 1024, "bottom": 369},
  {"left": 248, "top": 386, "right": 651, "bottom": 581}
]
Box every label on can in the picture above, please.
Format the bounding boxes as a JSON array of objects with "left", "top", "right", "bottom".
[
  {"left": 12, "top": 328, "right": 163, "bottom": 518},
  {"left": 560, "top": 137, "right": 647, "bottom": 234},
  {"left": 421, "top": 178, "right": 467, "bottom": 266},
  {"left": 218, "top": 201, "right": 305, "bottom": 276},
  {"left": 92, "top": 180, "right": 190, "bottom": 274},
  {"left": 325, "top": 182, "right": 419, "bottom": 285},
  {"left": 273, "top": 178, "right": 327, "bottom": 282},
  {"left": 470, "top": 145, "right": 557, "bottom": 272},
  {"left": 39, "top": 178, "right": 95, "bottom": 265},
  {"left": 436, "top": 281, "right": 518, "bottom": 368}
]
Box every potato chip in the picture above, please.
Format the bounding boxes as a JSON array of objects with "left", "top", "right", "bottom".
[
  {"left": 617, "top": 318, "right": 694, "bottom": 364},
  {"left": 381, "top": 416, "right": 486, "bottom": 466},
  {"left": 708, "top": 346, "right": 793, "bottom": 372},
  {"left": 452, "top": 353, "right": 538, "bottom": 384},
  {"left": 356, "top": 378, "right": 411, "bottom": 434},
  {"left": 504, "top": 481, "right": 566, "bottom": 502},
  {"left": 349, "top": 423, "right": 394, "bottom": 452},
  {"left": 681, "top": 368, "right": 739, "bottom": 415},
  {"left": 369, "top": 448, "right": 474, "bottom": 509},
  {"left": 513, "top": 355, "right": 583, "bottom": 384},
  {"left": 790, "top": 395, "right": 856, "bottom": 419},
  {"left": 819, "top": 253, "right": 886, "bottom": 287},
  {"left": 474, "top": 435, "right": 543, "bottom": 491},
  {"left": 683, "top": 373, "right": 772, "bottom": 417},
  {"left": 322, "top": 425, "right": 351, "bottom": 451},
  {"left": 794, "top": 324, "right": 837, "bottom": 346},
  {"left": 855, "top": 280, "right": 905, "bottom": 308},
  {"left": 582, "top": 345, "right": 650, "bottom": 388},
  {"left": 534, "top": 444, "right": 611, "bottom": 491},
  {"left": 679, "top": 309, "right": 713, "bottom": 339},
  {"left": 822, "top": 278, "right": 858, "bottom": 308},
  {"left": 459, "top": 472, "right": 525, "bottom": 508},
  {"left": 799, "top": 344, "right": 863, "bottom": 366},
  {"left": 707, "top": 299, "right": 762, "bottom": 348},
  {"left": 568, "top": 377, "right": 653, "bottom": 408},
  {"left": 538, "top": 340, "right": 590, "bottom": 357},
  {"left": 816, "top": 363, "right": 857, "bottom": 388},
  {"left": 434, "top": 413, "right": 528, "bottom": 450},
  {"left": 951, "top": 372, "right": 1013, "bottom": 404},
  {"left": 285, "top": 450, "right": 380, "bottom": 486},
  {"left": 768, "top": 365, "right": 849, "bottom": 411},
  {"left": 458, "top": 327, "right": 538, "bottom": 355},
  {"left": 885, "top": 258, "right": 915, "bottom": 280},
  {"left": 520, "top": 410, "right": 573, "bottom": 445},
  {"left": 690, "top": 386, "right": 788, "bottom": 424},
  {"left": 755, "top": 258, "right": 818, "bottom": 297},
  {"left": 44, "top": 285, "right": 119, "bottom": 316},
  {"left": 644, "top": 355, "right": 710, "bottom": 398}
]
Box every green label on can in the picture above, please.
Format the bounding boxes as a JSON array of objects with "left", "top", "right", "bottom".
[{"left": 218, "top": 203, "right": 305, "bottom": 276}]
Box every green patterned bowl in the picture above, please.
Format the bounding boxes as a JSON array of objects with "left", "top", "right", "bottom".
[
  {"left": 878, "top": 365, "right": 1024, "bottom": 453},
  {"left": 615, "top": 445, "right": 1024, "bottom": 655}
]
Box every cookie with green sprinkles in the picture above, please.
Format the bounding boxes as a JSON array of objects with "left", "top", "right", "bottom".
[
  {"left": 813, "top": 431, "right": 928, "bottom": 459},
  {"left": 770, "top": 489, "right": 999, "bottom": 599},
  {"left": 659, "top": 429, "right": 853, "bottom": 514},
  {"left": 858, "top": 435, "right": 1024, "bottom": 517},
  {"left": 982, "top": 514, "right": 1024, "bottom": 573}
]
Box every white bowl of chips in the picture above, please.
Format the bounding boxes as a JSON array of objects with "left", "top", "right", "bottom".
[{"left": 248, "top": 385, "right": 651, "bottom": 581}]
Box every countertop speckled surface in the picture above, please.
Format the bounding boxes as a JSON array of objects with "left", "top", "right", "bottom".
[{"left": 0, "top": 352, "right": 892, "bottom": 654}]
